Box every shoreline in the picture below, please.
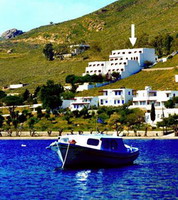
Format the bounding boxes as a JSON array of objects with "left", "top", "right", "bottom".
[{"left": 0, "top": 134, "right": 177, "bottom": 140}]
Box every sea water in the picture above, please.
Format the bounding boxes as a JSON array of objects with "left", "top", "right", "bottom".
[{"left": 0, "top": 139, "right": 178, "bottom": 200}]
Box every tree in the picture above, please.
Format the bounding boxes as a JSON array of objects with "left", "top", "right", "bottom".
[
  {"left": 111, "top": 72, "right": 121, "bottom": 80},
  {"left": 164, "top": 97, "right": 178, "bottom": 108},
  {"left": 157, "top": 114, "right": 178, "bottom": 136},
  {"left": 63, "top": 110, "right": 72, "bottom": 124},
  {"left": 28, "top": 117, "right": 38, "bottom": 130},
  {"left": 0, "top": 90, "right": 6, "bottom": 99},
  {"left": 150, "top": 103, "right": 156, "bottom": 122},
  {"left": 2, "top": 96, "right": 23, "bottom": 119},
  {"left": 33, "top": 86, "right": 41, "bottom": 98},
  {"left": 36, "top": 106, "right": 43, "bottom": 119},
  {"left": 65, "top": 74, "right": 76, "bottom": 84},
  {"left": 22, "top": 89, "right": 30, "bottom": 102},
  {"left": 62, "top": 91, "right": 75, "bottom": 100},
  {"left": 0, "top": 114, "right": 4, "bottom": 128},
  {"left": 65, "top": 75, "right": 78, "bottom": 93},
  {"left": 40, "top": 80, "right": 64, "bottom": 112},
  {"left": 43, "top": 43, "right": 54, "bottom": 61}
]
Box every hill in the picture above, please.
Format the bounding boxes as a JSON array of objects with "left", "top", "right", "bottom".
[{"left": 0, "top": 0, "right": 178, "bottom": 92}]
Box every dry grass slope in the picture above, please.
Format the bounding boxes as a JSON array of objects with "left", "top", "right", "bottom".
[{"left": 0, "top": 0, "right": 178, "bottom": 92}]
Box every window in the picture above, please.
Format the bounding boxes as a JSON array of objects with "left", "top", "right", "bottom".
[
  {"left": 105, "top": 100, "right": 108, "bottom": 104},
  {"left": 100, "top": 99, "right": 103, "bottom": 105},
  {"left": 118, "top": 100, "right": 120, "bottom": 104},
  {"left": 140, "top": 101, "right": 146, "bottom": 105},
  {"left": 139, "top": 51, "right": 142, "bottom": 53},
  {"left": 111, "top": 140, "right": 118, "bottom": 150},
  {"left": 117, "top": 52, "right": 120, "bottom": 54},
  {"left": 86, "top": 71, "right": 89, "bottom": 73},
  {"left": 122, "top": 100, "right": 124, "bottom": 104},
  {"left": 128, "top": 52, "right": 131, "bottom": 54},
  {"left": 87, "top": 139, "right": 99, "bottom": 146},
  {"left": 115, "top": 63, "right": 118, "bottom": 65},
  {"left": 61, "top": 138, "right": 69, "bottom": 143},
  {"left": 98, "top": 70, "right": 101, "bottom": 72},
  {"left": 101, "top": 64, "right": 104, "bottom": 66},
  {"left": 104, "top": 91, "right": 108, "bottom": 96},
  {"left": 115, "top": 91, "right": 121, "bottom": 95},
  {"left": 122, "top": 52, "right": 125, "bottom": 54},
  {"left": 114, "top": 100, "right": 116, "bottom": 104},
  {"left": 128, "top": 91, "right": 131, "bottom": 95},
  {"left": 97, "top": 64, "right": 100, "bottom": 66},
  {"left": 74, "top": 105, "right": 79, "bottom": 109}
]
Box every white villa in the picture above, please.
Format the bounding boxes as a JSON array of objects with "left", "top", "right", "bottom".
[
  {"left": 98, "top": 88, "right": 133, "bottom": 107},
  {"left": 84, "top": 48, "right": 156, "bottom": 79},
  {"left": 62, "top": 97, "right": 98, "bottom": 111},
  {"left": 145, "top": 108, "right": 178, "bottom": 126},
  {"left": 130, "top": 86, "right": 178, "bottom": 110}
]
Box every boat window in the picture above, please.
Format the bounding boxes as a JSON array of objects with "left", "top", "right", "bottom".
[
  {"left": 87, "top": 139, "right": 99, "bottom": 146},
  {"left": 111, "top": 140, "right": 118, "bottom": 150},
  {"left": 102, "top": 140, "right": 110, "bottom": 149},
  {"left": 61, "top": 138, "right": 69, "bottom": 143}
]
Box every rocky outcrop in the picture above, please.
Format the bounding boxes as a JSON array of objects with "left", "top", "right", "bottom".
[{"left": 1, "top": 28, "right": 24, "bottom": 39}]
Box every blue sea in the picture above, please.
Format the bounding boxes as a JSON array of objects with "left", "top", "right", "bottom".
[{"left": 0, "top": 139, "right": 178, "bottom": 200}]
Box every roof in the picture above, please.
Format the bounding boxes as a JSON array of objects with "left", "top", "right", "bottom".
[{"left": 72, "top": 102, "right": 89, "bottom": 105}]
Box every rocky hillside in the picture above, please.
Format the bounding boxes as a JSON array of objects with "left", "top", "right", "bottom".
[{"left": 1, "top": 29, "right": 24, "bottom": 39}]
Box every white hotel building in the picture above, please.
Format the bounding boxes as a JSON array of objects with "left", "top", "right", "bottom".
[
  {"left": 130, "top": 86, "right": 178, "bottom": 110},
  {"left": 62, "top": 97, "right": 99, "bottom": 111},
  {"left": 84, "top": 48, "right": 156, "bottom": 79},
  {"left": 98, "top": 88, "right": 133, "bottom": 106}
]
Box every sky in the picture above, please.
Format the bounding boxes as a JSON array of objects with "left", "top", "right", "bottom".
[{"left": 0, "top": 0, "right": 116, "bottom": 35}]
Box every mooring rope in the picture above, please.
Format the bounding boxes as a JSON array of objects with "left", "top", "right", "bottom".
[{"left": 62, "top": 142, "right": 70, "bottom": 169}]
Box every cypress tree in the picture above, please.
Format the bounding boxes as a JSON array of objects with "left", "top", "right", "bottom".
[{"left": 150, "top": 103, "right": 156, "bottom": 122}]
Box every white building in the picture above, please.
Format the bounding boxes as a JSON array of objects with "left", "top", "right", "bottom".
[
  {"left": 62, "top": 97, "right": 98, "bottom": 111},
  {"left": 84, "top": 48, "right": 156, "bottom": 79},
  {"left": 130, "top": 86, "right": 178, "bottom": 110},
  {"left": 98, "top": 88, "right": 133, "bottom": 106},
  {"left": 175, "top": 75, "right": 178, "bottom": 83},
  {"left": 145, "top": 108, "right": 178, "bottom": 125},
  {"left": 9, "top": 84, "right": 24, "bottom": 89}
]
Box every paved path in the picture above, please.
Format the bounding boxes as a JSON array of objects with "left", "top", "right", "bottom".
[{"left": 142, "top": 66, "right": 178, "bottom": 71}]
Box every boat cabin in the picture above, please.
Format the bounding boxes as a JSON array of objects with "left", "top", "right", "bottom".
[{"left": 58, "top": 134, "right": 128, "bottom": 152}]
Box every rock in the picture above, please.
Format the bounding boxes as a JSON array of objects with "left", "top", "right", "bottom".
[
  {"left": 1, "top": 28, "right": 24, "bottom": 39},
  {"left": 7, "top": 49, "right": 13, "bottom": 54}
]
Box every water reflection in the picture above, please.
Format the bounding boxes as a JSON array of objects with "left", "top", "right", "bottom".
[{"left": 76, "top": 170, "right": 91, "bottom": 181}]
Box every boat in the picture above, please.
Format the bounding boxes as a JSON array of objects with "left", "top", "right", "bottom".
[{"left": 47, "top": 134, "right": 139, "bottom": 169}]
